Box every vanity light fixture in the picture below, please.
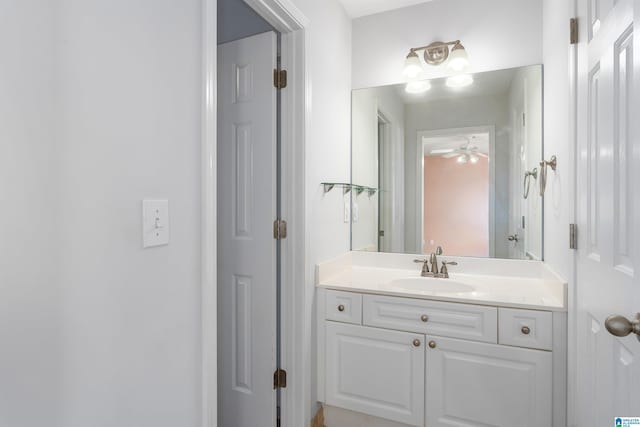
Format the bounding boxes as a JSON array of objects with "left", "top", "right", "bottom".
[
  {"left": 405, "top": 79, "right": 431, "bottom": 94},
  {"left": 447, "top": 43, "right": 470, "bottom": 72},
  {"left": 402, "top": 40, "right": 470, "bottom": 76},
  {"left": 446, "top": 74, "right": 474, "bottom": 88},
  {"left": 403, "top": 51, "right": 423, "bottom": 78}
]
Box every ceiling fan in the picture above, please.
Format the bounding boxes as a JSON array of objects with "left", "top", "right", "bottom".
[{"left": 430, "top": 137, "right": 488, "bottom": 164}]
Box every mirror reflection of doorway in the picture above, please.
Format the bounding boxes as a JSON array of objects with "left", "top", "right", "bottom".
[{"left": 419, "top": 128, "right": 494, "bottom": 257}]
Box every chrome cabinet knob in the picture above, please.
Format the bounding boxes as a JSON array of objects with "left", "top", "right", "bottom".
[
  {"left": 428, "top": 340, "right": 436, "bottom": 349},
  {"left": 605, "top": 313, "right": 640, "bottom": 340},
  {"left": 337, "top": 304, "right": 345, "bottom": 312},
  {"left": 420, "top": 314, "right": 429, "bottom": 322},
  {"left": 521, "top": 326, "right": 531, "bottom": 335},
  {"left": 508, "top": 234, "right": 520, "bottom": 242},
  {"left": 413, "top": 339, "right": 421, "bottom": 347}
]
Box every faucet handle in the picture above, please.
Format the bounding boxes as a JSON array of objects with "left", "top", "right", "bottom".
[
  {"left": 435, "top": 246, "right": 443, "bottom": 255},
  {"left": 413, "top": 258, "right": 430, "bottom": 275},
  {"left": 440, "top": 261, "right": 458, "bottom": 278}
]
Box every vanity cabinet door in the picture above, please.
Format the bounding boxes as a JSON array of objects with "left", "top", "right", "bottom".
[
  {"left": 325, "top": 322, "right": 424, "bottom": 426},
  {"left": 425, "top": 336, "right": 552, "bottom": 427}
]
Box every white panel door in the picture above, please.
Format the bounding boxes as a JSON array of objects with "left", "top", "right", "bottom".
[
  {"left": 575, "top": 0, "right": 640, "bottom": 424},
  {"left": 218, "top": 31, "right": 278, "bottom": 427},
  {"left": 425, "top": 336, "right": 552, "bottom": 427},
  {"left": 325, "top": 322, "right": 425, "bottom": 426}
]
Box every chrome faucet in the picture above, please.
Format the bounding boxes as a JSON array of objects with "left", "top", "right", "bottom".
[{"left": 414, "top": 246, "right": 449, "bottom": 278}]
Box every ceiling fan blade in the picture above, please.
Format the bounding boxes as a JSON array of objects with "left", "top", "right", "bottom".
[
  {"left": 442, "top": 153, "right": 459, "bottom": 158},
  {"left": 476, "top": 152, "right": 489, "bottom": 158}
]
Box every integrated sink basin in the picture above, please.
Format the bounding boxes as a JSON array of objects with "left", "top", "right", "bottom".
[{"left": 390, "top": 277, "right": 475, "bottom": 294}]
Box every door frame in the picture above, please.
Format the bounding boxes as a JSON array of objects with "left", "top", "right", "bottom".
[
  {"left": 201, "top": 0, "right": 310, "bottom": 426},
  {"left": 415, "top": 125, "right": 496, "bottom": 256}
]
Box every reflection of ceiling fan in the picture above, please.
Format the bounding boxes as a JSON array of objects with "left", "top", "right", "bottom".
[{"left": 430, "top": 137, "right": 488, "bottom": 164}]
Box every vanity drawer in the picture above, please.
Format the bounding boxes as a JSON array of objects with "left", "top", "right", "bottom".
[
  {"left": 362, "top": 295, "right": 497, "bottom": 343},
  {"left": 325, "top": 290, "right": 362, "bottom": 324},
  {"left": 498, "top": 308, "right": 553, "bottom": 350}
]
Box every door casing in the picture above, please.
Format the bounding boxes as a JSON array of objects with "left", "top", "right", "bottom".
[{"left": 202, "top": 1, "right": 310, "bottom": 426}]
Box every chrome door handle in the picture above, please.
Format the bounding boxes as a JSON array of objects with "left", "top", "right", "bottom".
[{"left": 605, "top": 313, "right": 640, "bottom": 341}]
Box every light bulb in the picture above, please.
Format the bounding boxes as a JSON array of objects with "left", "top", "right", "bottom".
[
  {"left": 457, "top": 154, "right": 468, "bottom": 164},
  {"left": 448, "top": 43, "right": 470, "bottom": 72},
  {"left": 403, "top": 51, "right": 423, "bottom": 78},
  {"left": 469, "top": 154, "right": 479, "bottom": 164},
  {"left": 405, "top": 80, "right": 431, "bottom": 94},
  {"left": 446, "top": 74, "right": 474, "bottom": 88}
]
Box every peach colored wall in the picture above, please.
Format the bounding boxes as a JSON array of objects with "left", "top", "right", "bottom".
[{"left": 423, "top": 156, "right": 489, "bottom": 256}]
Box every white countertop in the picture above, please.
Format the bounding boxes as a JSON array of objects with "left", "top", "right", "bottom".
[{"left": 316, "top": 252, "right": 567, "bottom": 311}]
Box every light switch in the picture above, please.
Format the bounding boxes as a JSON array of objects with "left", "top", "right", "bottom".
[
  {"left": 343, "top": 193, "right": 351, "bottom": 223},
  {"left": 142, "top": 199, "right": 169, "bottom": 248}
]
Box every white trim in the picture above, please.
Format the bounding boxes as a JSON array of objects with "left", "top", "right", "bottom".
[
  {"left": 201, "top": 0, "right": 217, "bottom": 426},
  {"left": 242, "top": 2, "right": 309, "bottom": 426},
  {"left": 416, "top": 126, "right": 496, "bottom": 256},
  {"left": 567, "top": 1, "right": 579, "bottom": 425}
]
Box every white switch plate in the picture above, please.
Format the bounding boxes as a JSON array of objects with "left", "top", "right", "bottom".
[
  {"left": 343, "top": 193, "right": 351, "bottom": 223},
  {"left": 142, "top": 199, "right": 169, "bottom": 248}
]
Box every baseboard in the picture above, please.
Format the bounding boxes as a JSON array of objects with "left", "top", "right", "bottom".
[{"left": 311, "top": 405, "right": 324, "bottom": 427}]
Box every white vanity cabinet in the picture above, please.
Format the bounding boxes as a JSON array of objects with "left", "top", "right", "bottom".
[
  {"left": 325, "top": 322, "right": 425, "bottom": 426},
  {"left": 425, "top": 335, "right": 552, "bottom": 426},
  {"left": 318, "top": 289, "right": 564, "bottom": 427}
]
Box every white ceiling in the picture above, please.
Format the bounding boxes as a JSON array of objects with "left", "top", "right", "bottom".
[{"left": 338, "top": 0, "right": 434, "bottom": 18}]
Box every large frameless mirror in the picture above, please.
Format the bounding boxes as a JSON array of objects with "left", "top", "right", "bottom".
[{"left": 350, "top": 65, "right": 543, "bottom": 260}]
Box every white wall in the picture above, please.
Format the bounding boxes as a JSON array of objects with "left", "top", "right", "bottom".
[
  {"left": 218, "top": 0, "right": 274, "bottom": 44},
  {"left": 0, "top": 2, "right": 61, "bottom": 426},
  {"left": 404, "top": 94, "right": 510, "bottom": 256},
  {"left": 541, "top": 0, "right": 574, "bottom": 281},
  {"left": 541, "top": 1, "right": 574, "bottom": 424},
  {"left": 352, "top": 0, "right": 543, "bottom": 89},
  {"left": 0, "top": 1, "right": 205, "bottom": 426},
  {"left": 54, "top": 2, "right": 203, "bottom": 425}
]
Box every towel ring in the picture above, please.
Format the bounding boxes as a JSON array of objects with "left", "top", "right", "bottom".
[
  {"left": 523, "top": 168, "right": 538, "bottom": 199},
  {"left": 539, "top": 155, "right": 557, "bottom": 197}
]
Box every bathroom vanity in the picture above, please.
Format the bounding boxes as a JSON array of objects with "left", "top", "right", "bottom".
[{"left": 316, "top": 252, "right": 567, "bottom": 427}]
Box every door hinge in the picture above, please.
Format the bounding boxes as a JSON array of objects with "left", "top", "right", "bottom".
[
  {"left": 570, "top": 18, "right": 578, "bottom": 44},
  {"left": 273, "top": 368, "right": 287, "bottom": 389},
  {"left": 273, "top": 69, "right": 287, "bottom": 89},
  {"left": 569, "top": 223, "right": 578, "bottom": 249},
  {"left": 273, "top": 219, "right": 287, "bottom": 240}
]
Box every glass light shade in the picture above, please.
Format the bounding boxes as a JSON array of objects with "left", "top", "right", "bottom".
[
  {"left": 403, "top": 51, "right": 423, "bottom": 78},
  {"left": 469, "top": 154, "right": 480, "bottom": 164},
  {"left": 405, "top": 80, "right": 431, "bottom": 94},
  {"left": 448, "top": 43, "right": 470, "bottom": 72},
  {"left": 446, "top": 74, "right": 474, "bottom": 88},
  {"left": 457, "top": 154, "right": 468, "bottom": 164}
]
